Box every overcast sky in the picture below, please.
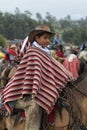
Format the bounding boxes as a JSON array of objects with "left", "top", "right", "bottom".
[{"left": 0, "top": 0, "right": 87, "bottom": 20}]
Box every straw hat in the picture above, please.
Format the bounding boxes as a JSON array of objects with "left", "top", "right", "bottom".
[
  {"left": 10, "top": 44, "right": 16, "bottom": 48},
  {"left": 28, "top": 25, "right": 55, "bottom": 43}
]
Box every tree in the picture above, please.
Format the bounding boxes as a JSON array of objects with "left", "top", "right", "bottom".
[
  {"left": 36, "top": 13, "right": 43, "bottom": 24},
  {"left": 0, "top": 35, "right": 6, "bottom": 47}
]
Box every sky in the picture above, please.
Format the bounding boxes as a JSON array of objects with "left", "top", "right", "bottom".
[{"left": 0, "top": 0, "right": 87, "bottom": 20}]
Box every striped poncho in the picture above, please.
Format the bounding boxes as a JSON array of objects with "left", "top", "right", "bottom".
[{"left": 2, "top": 46, "right": 73, "bottom": 114}]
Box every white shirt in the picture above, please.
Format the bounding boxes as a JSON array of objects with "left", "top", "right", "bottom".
[{"left": 32, "top": 41, "right": 51, "bottom": 55}]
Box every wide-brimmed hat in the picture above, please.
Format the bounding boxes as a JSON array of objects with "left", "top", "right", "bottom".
[
  {"left": 28, "top": 25, "right": 55, "bottom": 43},
  {"left": 10, "top": 44, "right": 16, "bottom": 48}
]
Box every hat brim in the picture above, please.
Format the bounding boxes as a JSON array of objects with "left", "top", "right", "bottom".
[{"left": 29, "top": 30, "right": 55, "bottom": 43}]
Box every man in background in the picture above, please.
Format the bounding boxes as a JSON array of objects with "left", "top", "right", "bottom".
[{"left": 53, "top": 33, "right": 62, "bottom": 45}]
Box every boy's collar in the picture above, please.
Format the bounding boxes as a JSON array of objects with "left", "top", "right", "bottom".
[{"left": 32, "top": 41, "right": 50, "bottom": 55}]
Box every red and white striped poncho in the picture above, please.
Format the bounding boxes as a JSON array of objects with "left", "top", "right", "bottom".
[{"left": 2, "top": 46, "right": 73, "bottom": 114}]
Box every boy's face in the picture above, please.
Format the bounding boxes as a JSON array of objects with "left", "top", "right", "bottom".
[{"left": 35, "top": 33, "right": 51, "bottom": 48}]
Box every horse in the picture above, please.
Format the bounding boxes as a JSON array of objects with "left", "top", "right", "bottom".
[
  {"left": 1, "top": 59, "right": 87, "bottom": 130},
  {"left": 4, "top": 61, "right": 84, "bottom": 130},
  {"left": 48, "top": 69, "right": 87, "bottom": 130}
]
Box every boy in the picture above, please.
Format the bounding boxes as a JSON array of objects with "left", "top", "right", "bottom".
[{"left": 2, "top": 25, "right": 73, "bottom": 130}]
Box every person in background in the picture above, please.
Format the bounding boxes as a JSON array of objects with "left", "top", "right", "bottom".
[
  {"left": 78, "top": 46, "right": 87, "bottom": 74},
  {"left": 80, "top": 43, "right": 86, "bottom": 51},
  {"left": 5, "top": 44, "right": 11, "bottom": 52},
  {"left": 0, "top": 44, "right": 17, "bottom": 62},
  {"left": 51, "top": 44, "right": 65, "bottom": 63},
  {"left": 63, "top": 48, "right": 80, "bottom": 80},
  {"left": 78, "top": 45, "right": 87, "bottom": 62},
  {"left": 55, "top": 44, "right": 64, "bottom": 58},
  {"left": 53, "top": 33, "right": 62, "bottom": 45},
  {"left": 5, "top": 44, "right": 17, "bottom": 62}
]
